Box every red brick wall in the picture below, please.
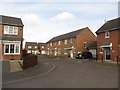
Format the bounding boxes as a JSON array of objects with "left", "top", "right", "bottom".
[
  {"left": 1, "top": 24, "right": 23, "bottom": 60},
  {"left": 0, "top": 24, "right": 2, "bottom": 36},
  {"left": 25, "top": 43, "right": 38, "bottom": 54},
  {"left": 46, "top": 28, "right": 96, "bottom": 57},
  {"left": 76, "top": 28, "right": 96, "bottom": 53},
  {"left": 47, "top": 38, "right": 77, "bottom": 57},
  {"left": 97, "top": 30, "right": 119, "bottom": 62}
]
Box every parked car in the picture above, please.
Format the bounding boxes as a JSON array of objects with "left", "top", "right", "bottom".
[{"left": 76, "top": 52, "right": 93, "bottom": 59}]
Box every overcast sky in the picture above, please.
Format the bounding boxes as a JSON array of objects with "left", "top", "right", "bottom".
[{"left": 0, "top": 0, "right": 119, "bottom": 44}]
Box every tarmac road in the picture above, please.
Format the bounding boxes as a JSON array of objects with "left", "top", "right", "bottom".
[{"left": 3, "top": 57, "right": 118, "bottom": 88}]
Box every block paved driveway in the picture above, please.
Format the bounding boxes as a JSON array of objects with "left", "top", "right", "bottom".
[{"left": 3, "top": 57, "right": 118, "bottom": 88}]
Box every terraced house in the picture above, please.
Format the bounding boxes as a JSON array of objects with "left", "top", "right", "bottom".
[
  {"left": 25, "top": 42, "right": 46, "bottom": 55},
  {"left": 46, "top": 27, "right": 96, "bottom": 58},
  {"left": 0, "top": 15, "right": 24, "bottom": 61},
  {"left": 96, "top": 17, "right": 120, "bottom": 62},
  {"left": 38, "top": 43, "right": 46, "bottom": 54},
  {"left": 25, "top": 42, "right": 38, "bottom": 54}
]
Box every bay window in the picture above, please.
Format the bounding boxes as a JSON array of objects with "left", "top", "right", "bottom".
[{"left": 4, "top": 43, "right": 20, "bottom": 54}]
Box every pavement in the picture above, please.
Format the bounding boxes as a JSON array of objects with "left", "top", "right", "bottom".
[
  {"left": 2, "top": 58, "right": 55, "bottom": 84},
  {"left": 3, "top": 57, "right": 118, "bottom": 88}
]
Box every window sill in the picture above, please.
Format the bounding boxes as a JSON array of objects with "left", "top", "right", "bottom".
[
  {"left": 4, "top": 53, "right": 20, "bottom": 55},
  {"left": 105, "top": 36, "right": 109, "bottom": 38}
]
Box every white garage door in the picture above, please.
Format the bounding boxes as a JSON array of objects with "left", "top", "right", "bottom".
[{"left": 89, "top": 49, "right": 96, "bottom": 58}]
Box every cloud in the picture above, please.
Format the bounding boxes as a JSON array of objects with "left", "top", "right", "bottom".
[
  {"left": 21, "top": 14, "right": 41, "bottom": 27},
  {"left": 0, "top": 0, "right": 119, "bottom": 2},
  {"left": 50, "top": 12, "right": 75, "bottom": 23},
  {"left": 0, "top": 2, "right": 118, "bottom": 44}
]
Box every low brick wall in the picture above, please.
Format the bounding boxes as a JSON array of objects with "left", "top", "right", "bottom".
[{"left": 23, "top": 55, "right": 38, "bottom": 70}]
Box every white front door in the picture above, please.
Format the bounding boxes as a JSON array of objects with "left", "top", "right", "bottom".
[{"left": 70, "top": 50, "right": 73, "bottom": 58}]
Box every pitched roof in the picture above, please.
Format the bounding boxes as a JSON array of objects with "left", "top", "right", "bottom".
[
  {"left": 0, "top": 15, "right": 24, "bottom": 26},
  {"left": 96, "top": 17, "right": 120, "bottom": 34},
  {"left": 87, "top": 41, "right": 97, "bottom": 49},
  {"left": 47, "top": 27, "right": 89, "bottom": 43},
  {"left": 38, "top": 43, "right": 46, "bottom": 46},
  {"left": 0, "top": 35, "right": 23, "bottom": 41},
  {"left": 26, "top": 42, "right": 38, "bottom": 46}
]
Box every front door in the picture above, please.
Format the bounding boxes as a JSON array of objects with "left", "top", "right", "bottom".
[
  {"left": 70, "top": 50, "right": 73, "bottom": 58},
  {"left": 105, "top": 47, "right": 110, "bottom": 60}
]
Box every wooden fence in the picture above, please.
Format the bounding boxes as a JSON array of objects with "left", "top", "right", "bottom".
[{"left": 22, "top": 55, "right": 38, "bottom": 70}]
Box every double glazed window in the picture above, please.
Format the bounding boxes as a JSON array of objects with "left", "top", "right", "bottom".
[
  {"left": 58, "top": 41, "right": 61, "bottom": 45},
  {"left": 64, "top": 40, "right": 67, "bottom": 44},
  {"left": 105, "top": 32, "right": 110, "bottom": 38},
  {"left": 4, "top": 25, "right": 18, "bottom": 35},
  {"left": 4, "top": 44, "right": 20, "bottom": 54}
]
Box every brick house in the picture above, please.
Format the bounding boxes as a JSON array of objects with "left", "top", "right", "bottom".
[
  {"left": 38, "top": 43, "right": 46, "bottom": 54},
  {"left": 96, "top": 17, "right": 120, "bottom": 62},
  {"left": 25, "top": 42, "right": 46, "bottom": 55},
  {"left": 25, "top": 42, "right": 38, "bottom": 54},
  {"left": 87, "top": 41, "right": 97, "bottom": 59},
  {"left": 46, "top": 27, "right": 96, "bottom": 58},
  {"left": 0, "top": 15, "right": 24, "bottom": 61}
]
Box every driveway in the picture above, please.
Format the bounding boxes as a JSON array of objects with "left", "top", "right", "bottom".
[{"left": 3, "top": 57, "right": 118, "bottom": 88}]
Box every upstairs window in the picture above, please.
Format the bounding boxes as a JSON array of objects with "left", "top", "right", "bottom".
[
  {"left": 50, "top": 43, "right": 52, "bottom": 46},
  {"left": 34, "top": 46, "right": 37, "bottom": 48},
  {"left": 28, "top": 46, "right": 32, "bottom": 49},
  {"left": 105, "top": 32, "right": 110, "bottom": 38},
  {"left": 58, "top": 41, "right": 60, "bottom": 45},
  {"left": 41, "top": 46, "right": 44, "bottom": 48},
  {"left": 64, "top": 40, "right": 67, "bottom": 44},
  {"left": 4, "top": 25, "right": 18, "bottom": 35}
]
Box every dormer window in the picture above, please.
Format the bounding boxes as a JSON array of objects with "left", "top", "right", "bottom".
[
  {"left": 105, "top": 32, "right": 110, "bottom": 38},
  {"left": 4, "top": 25, "right": 18, "bottom": 35}
]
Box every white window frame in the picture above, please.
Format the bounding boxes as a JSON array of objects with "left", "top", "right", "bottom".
[
  {"left": 105, "top": 32, "right": 110, "bottom": 38},
  {"left": 64, "top": 40, "right": 67, "bottom": 44},
  {"left": 58, "top": 48, "right": 61, "bottom": 54},
  {"left": 100, "top": 47, "right": 103, "bottom": 53},
  {"left": 58, "top": 41, "right": 61, "bottom": 45},
  {"left": 64, "top": 48, "right": 68, "bottom": 54},
  {"left": 28, "top": 46, "right": 32, "bottom": 49},
  {"left": 28, "top": 50, "right": 31, "bottom": 53},
  {"left": 4, "top": 25, "right": 18, "bottom": 35},
  {"left": 41, "top": 46, "right": 44, "bottom": 49},
  {"left": 34, "top": 46, "right": 37, "bottom": 48},
  {"left": 50, "top": 43, "right": 52, "bottom": 46},
  {"left": 4, "top": 43, "right": 20, "bottom": 55},
  {"left": 84, "top": 42, "right": 87, "bottom": 48}
]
